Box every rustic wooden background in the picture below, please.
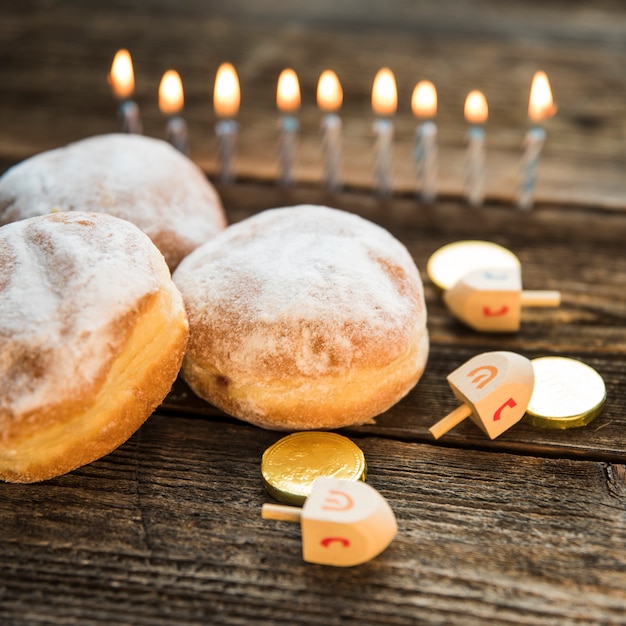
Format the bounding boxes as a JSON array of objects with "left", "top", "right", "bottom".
[{"left": 1, "top": 1, "right": 626, "bottom": 624}]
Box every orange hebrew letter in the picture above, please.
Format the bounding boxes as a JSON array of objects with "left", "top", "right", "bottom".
[
  {"left": 468, "top": 365, "right": 498, "bottom": 389},
  {"left": 321, "top": 490, "right": 354, "bottom": 512}
]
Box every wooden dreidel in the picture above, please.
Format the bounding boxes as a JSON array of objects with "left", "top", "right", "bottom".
[
  {"left": 443, "top": 266, "right": 561, "bottom": 332},
  {"left": 262, "top": 477, "right": 397, "bottom": 567},
  {"left": 429, "top": 351, "right": 535, "bottom": 440}
]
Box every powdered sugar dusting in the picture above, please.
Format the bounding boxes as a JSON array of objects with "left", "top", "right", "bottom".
[
  {"left": 0, "top": 212, "right": 170, "bottom": 418},
  {"left": 0, "top": 134, "right": 227, "bottom": 269},
  {"left": 174, "top": 205, "right": 426, "bottom": 379}
]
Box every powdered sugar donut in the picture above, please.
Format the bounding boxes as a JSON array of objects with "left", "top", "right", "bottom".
[
  {"left": 0, "top": 134, "right": 226, "bottom": 270},
  {"left": 0, "top": 212, "right": 189, "bottom": 482},
  {"left": 173, "top": 205, "right": 429, "bottom": 430}
]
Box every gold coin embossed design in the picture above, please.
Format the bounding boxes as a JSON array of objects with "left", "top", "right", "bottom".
[
  {"left": 427, "top": 240, "right": 521, "bottom": 291},
  {"left": 261, "top": 432, "right": 367, "bottom": 505},
  {"left": 525, "top": 356, "right": 607, "bottom": 429}
]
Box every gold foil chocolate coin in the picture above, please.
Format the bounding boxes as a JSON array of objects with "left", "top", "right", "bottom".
[
  {"left": 261, "top": 432, "right": 367, "bottom": 505},
  {"left": 427, "top": 240, "right": 521, "bottom": 291},
  {"left": 525, "top": 356, "right": 606, "bottom": 429}
]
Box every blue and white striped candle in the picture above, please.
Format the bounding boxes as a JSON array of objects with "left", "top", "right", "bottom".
[
  {"left": 214, "top": 63, "right": 241, "bottom": 184},
  {"left": 412, "top": 80, "right": 438, "bottom": 204},
  {"left": 464, "top": 90, "right": 488, "bottom": 207},
  {"left": 276, "top": 68, "right": 301, "bottom": 188},
  {"left": 371, "top": 68, "right": 397, "bottom": 198},
  {"left": 516, "top": 71, "right": 557, "bottom": 211},
  {"left": 108, "top": 49, "right": 142, "bottom": 134}
]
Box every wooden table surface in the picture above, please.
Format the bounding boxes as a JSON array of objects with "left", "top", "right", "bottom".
[{"left": 1, "top": 1, "right": 626, "bottom": 624}]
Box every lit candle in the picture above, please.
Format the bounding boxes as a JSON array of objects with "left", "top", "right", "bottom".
[
  {"left": 371, "top": 68, "right": 397, "bottom": 197},
  {"left": 213, "top": 62, "right": 241, "bottom": 184},
  {"left": 516, "top": 71, "right": 557, "bottom": 210},
  {"left": 317, "top": 70, "right": 343, "bottom": 193},
  {"left": 411, "top": 80, "right": 438, "bottom": 204},
  {"left": 464, "top": 90, "right": 488, "bottom": 207},
  {"left": 158, "top": 70, "right": 188, "bottom": 155},
  {"left": 108, "top": 49, "right": 142, "bottom": 134},
  {"left": 276, "top": 68, "right": 300, "bottom": 187}
]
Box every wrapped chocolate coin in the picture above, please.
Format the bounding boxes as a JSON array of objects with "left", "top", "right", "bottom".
[
  {"left": 525, "top": 356, "right": 607, "bottom": 429},
  {"left": 427, "top": 240, "right": 520, "bottom": 291},
  {"left": 261, "top": 432, "right": 366, "bottom": 505}
]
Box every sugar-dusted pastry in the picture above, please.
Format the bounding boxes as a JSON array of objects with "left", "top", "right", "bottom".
[
  {"left": 0, "top": 133, "right": 226, "bottom": 270},
  {"left": 173, "top": 205, "right": 429, "bottom": 430},
  {"left": 0, "top": 212, "right": 189, "bottom": 482}
]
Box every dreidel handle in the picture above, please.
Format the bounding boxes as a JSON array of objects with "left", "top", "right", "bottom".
[
  {"left": 262, "top": 503, "right": 302, "bottom": 523},
  {"left": 520, "top": 290, "right": 561, "bottom": 308},
  {"left": 429, "top": 403, "right": 473, "bottom": 440}
]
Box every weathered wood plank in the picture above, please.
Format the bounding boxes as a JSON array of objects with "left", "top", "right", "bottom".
[{"left": 1, "top": 416, "right": 625, "bottom": 625}]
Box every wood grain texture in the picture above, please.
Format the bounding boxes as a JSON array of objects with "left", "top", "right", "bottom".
[
  {"left": 2, "top": 1, "right": 626, "bottom": 624},
  {"left": 1, "top": 417, "right": 626, "bottom": 626}
]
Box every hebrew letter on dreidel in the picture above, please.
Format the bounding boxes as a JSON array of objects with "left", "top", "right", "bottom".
[
  {"left": 262, "top": 477, "right": 397, "bottom": 567},
  {"left": 444, "top": 267, "right": 560, "bottom": 333},
  {"left": 429, "top": 351, "right": 535, "bottom": 440}
]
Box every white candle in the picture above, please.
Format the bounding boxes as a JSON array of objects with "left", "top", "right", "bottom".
[
  {"left": 517, "top": 126, "right": 545, "bottom": 211},
  {"left": 276, "top": 69, "right": 301, "bottom": 187},
  {"left": 119, "top": 100, "right": 142, "bottom": 134},
  {"left": 464, "top": 90, "right": 488, "bottom": 207},
  {"left": 516, "top": 71, "right": 557, "bottom": 210},
  {"left": 411, "top": 81, "right": 438, "bottom": 204},
  {"left": 317, "top": 70, "right": 343, "bottom": 192},
  {"left": 159, "top": 70, "right": 188, "bottom": 155},
  {"left": 279, "top": 114, "right": 299, "bottom": 188},
  {"left": 108, "top": 49, "right": 142, "bottom": 134},
  {"left": 215, "top": 119, "right": 238, "bottom": 184},
  {"left": 214, "top": 63, "right": 241, "bottom": 184},
  {"left": 372, "top": 68, "right": 397, "bottom": 197},
  {"left": 166, "top": 116, "right": 189, "bottom": 155}
]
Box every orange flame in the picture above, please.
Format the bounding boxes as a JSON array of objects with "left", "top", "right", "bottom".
[
  {"left": 108, "top": 49, "right": 135, "bottom": 100},
  {"left": 464, "top": 90, "right": 488, "bottom": 124},
  {"left": 411, "top": 81, "right": 437, "bottom": 119},
  {"left": 277, "top": 69, "right": 301, "bottom": 113},
  {"left": 158, "top": 70, "right": 184, "bottom": 115},
  {"left": 317, "top": 70, "right": 343, "bottom": 113},
  {"left": 528, "top": 71, "right": 557, "bottom": 123},
  {"left": 372, "top": 68, "right": 397, "bottom": 116},
  {"left": 214, "top": 63, "right": 241, "bottom": 118}
]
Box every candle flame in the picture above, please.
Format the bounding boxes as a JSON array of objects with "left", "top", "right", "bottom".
[
  {"left": 464, "top": 90, "right": 488, "bottom": 124},
  {"left": 277, "top": 69, "right": 301, "bottom": 113},
  {"left": 214, "top": 63, "right": 241, "bottom": 118},
  {"left": 528, "top": 71, "right": 557, "bottom": 123},
  {"left": 372, "top": 68, "right": 397, "bottom": 116},
  {"left": 159, "top": 70, "right": 184, "bottom": 115},
  {"left": 317, "top": 70, "right": 343, "bottom": 113},
  {"left": 108, "top": 49, "right": 135, "bottom": 99},
  {"left": 411, "top": 81, "right": 437, "bottom": 118}
]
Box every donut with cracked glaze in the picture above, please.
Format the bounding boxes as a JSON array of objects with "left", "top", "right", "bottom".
[
  {"left": 173, "top": 204, "right": 429, "bottom": 430},
  {"left": 0, "top": 133, "right": 227, "bottom": 270},
  {"left": 0, "top": 211, "right": 189, "bottom": 482}
]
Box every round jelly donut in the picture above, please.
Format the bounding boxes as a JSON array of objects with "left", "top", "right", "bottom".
[
  {"left": 0, "top": 212, "right": 189, "bottom": 483},
  {"left": 0, "top": 133, "right": 227, "bottom": 270},
  {"left": 173, "top": 205, "right": 429, "bottom": 430}
]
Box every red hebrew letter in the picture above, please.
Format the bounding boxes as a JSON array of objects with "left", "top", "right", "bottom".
[
  {"left": 483, "top": 305, "right": 510, "bottom": 317},
  {"left": 493, "top": 398, "right": 517, "bottom": 421},
  {"left": 320, "top": 537, "right": 351, "bottom": 548}
]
